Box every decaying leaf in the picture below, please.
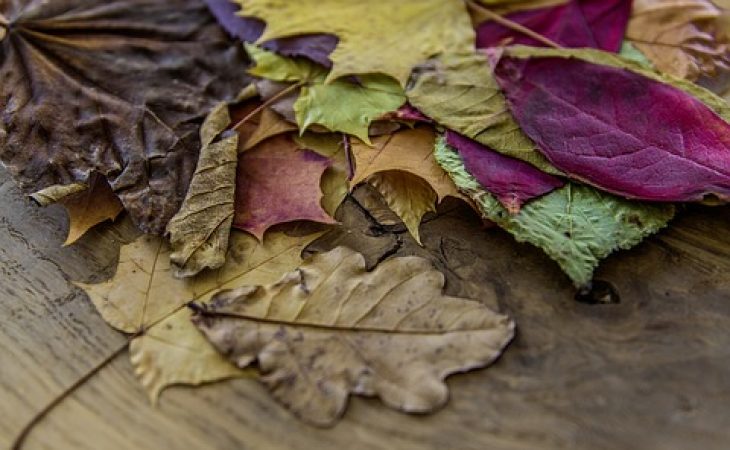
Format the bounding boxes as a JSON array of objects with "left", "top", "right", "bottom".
[
  {"left": 0, "top": 0, "right": 251, "bottom": 233},
  {"left": 295, "top": 133, "right": 350, "bottom": 217},
  {"left": 495, "top": 54, "right": 730, "bottom": 202},
  {"left": 368, "top": 171, "right": 437, "bottom": 244},
  {"left": 351, "top": 127, "right": 465, "bottom": 203},
  {"left": 241, "top": 107, "right": 298, "bottom": 151},
  {"left": 436, "top": 137, "right": 674, "bottom": 287},
  {"left": 166, "top": 103, "right": 238, "bottom": 278},
  {"left": 192, "top": 246, "right": 514, "bottom": 426},
  {"left": 627, "top": 0, "right": 730, "bottom": 80},
  {"left": 233, "top": 134, "right": 336, "bottom": 239},
  {"left": 30, "top": 183, "right": 87, "bottom": 206},
  {"left": 238, "top": 0, "right": 475, "bottom": 85}
]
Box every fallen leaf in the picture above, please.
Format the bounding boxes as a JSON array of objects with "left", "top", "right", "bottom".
[
  {"left": 0, "top": 0, "right": 251, "bottom": 233},
  {"left": 242, "top": 108, "right": 298, "bottom": 151},
  {"left": 77, "top": 228, "right": 323, "bottom": 400},
  {"left": 495, "top": 53, "right": 730, "bottom": 202},
  {"left": 30, "top": 184, "right": 87, "bottom": 206},
  {"left": 238, "top": 0, "right": 475, "bottom": 85},
  {"left": 407, "top": 52, "right": 560, "bottom": 174},
  {"left": 446, "top": 131, "right": 563, "bottom": 213},
  {"left": 294, "top": 133, "right": 350, "bottom": 216},
  {"left": 368, "top": 171, "right": 437, "bottom": 243},
  {"left": 627, "top": 0, "right": 730, "bottom": 80},
  {"left": 247, "top": 45, "right": 405, "bottom": 143},
  {"left": 476, "top": 0, "right": 631, "bottom": 51},
  {"left": 192, "top": 246, "right": 514, "bottom": 426},
  {"left": 351, "top": 127, "right": 465, "bottom": 203},
  {"left": 204, "top": 0, "right": 337, "bottom": 67},
  {"left": 233, "top": 134, "right": 336, "bottom": 239},
  {"left": 166, "top": 103, "right": 238, "bottom": 278},
  {"left": 436, "top": 137, "right": 674, "bottom": 287}
]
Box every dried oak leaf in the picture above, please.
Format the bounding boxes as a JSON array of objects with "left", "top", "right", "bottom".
[
  {"left": 76, "top": 228, "right": 323, "bottom": 400},
  {"left": 0, "top": 0, "right": 251, "bottom": 233},
  {"left": 166, "top": 103, "right": 238, "bottom": 278},
  {"left": 627, "top": 0, "right": 730, "bottom": 80},
  {"left": 192, "top": 246, "right": 514, "bottom": 426},
  {"left": 237, "top": 0, "right": 475, "bottom": 85},
  {"left": 233, "top": 134, "right": 336, "bottom": 240}
]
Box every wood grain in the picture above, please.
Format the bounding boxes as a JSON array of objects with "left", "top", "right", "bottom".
[{"left": 2, "top": 170, "right": 730, "bottom": 450}]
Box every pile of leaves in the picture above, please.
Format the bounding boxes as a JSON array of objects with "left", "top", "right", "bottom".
[{"left": 2, "top": 0, "right": 729, "bottom": 430}]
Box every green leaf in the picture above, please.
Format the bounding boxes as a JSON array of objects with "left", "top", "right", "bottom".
[{"left": 435, "top": 136, "right": 675, "bottom": 287}]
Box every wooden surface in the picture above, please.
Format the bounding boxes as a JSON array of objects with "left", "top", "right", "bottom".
[{"left": 2, "top": 166, "right": 730, "bottom": 450}]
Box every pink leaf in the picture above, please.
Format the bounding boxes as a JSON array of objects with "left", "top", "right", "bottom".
[
  {"left": 446, "top": 131, "right": 564, "bottom": 213},
  {"left": 234, "top": 134, "right": 336, "bottom": 239},
  {"left": 477, "top": 0, "right": 632, "bottom": 52},
  {"left": 495, "top": 56, "right": 730, "bottom": 202}
]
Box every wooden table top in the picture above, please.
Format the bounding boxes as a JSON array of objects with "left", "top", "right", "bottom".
[{"left": 2, "top": 167, "right": 729, "bottom": 450}]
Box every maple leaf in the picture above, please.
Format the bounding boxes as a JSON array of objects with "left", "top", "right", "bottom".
[
  {"left": 166, "top": 103, "right": 238, "bottom": 278},
  {"left": 627, "top": 0, "right": 730, "bottom": 80},
  {"left": 237, "top": 0, "right": 475, "bottom": 86},
  {"left": 77, "top": 228, "right": 323, "bottom": 400},
  {"left": 192, "top": 246, "right": 514, "bottom": 426},
  {"left": 246, "top": 45, "right": 405, "bottom": 144},
  {"left": 294, "top": 133, "right": 350, "bottom": 217},
  {"left": 31, "top": 174, "right": 123, "bottom": 245},
  {"left": 241, "top": 107, "right": 298, "bottom": 151},
  {"left": 446, "top": 131, "right": 563, "bottom": 213},
  {"left": 476, "top": 0, "right": 631, "bottom": 51},
  {"left": 495, "top": 52, "right": 730, "bottom": 202},
  {"left": 368, "top": 171, "right": 437, "bottom": 244},
  {"left": 233, "top": 134, "right": 336, "bottom": 240},
  {"left": 0, "top": 0, "right": 251, "bottom": 233},
  {"left": 435, "top": 137, "right": 675, "bottom": 287}
]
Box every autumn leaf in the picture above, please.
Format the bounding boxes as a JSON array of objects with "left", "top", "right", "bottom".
[
  {"left": 77, "top": 228, "right": 323, "bottom": 400},
  {"left": 627, "top": 0, "right": 730, "bottom": 80},
  {"left": 166, "top": 103, "right": 238, "bottom": 278},
  {"left": 436, "top": 137, "right": 675, "bottom": 287},
  {"left": 495, "top": 53, "right": 730, "bottom": 202},
  {"left": 0, "top": 0, "right": 251, "bottom": 233},
  {"left": 192, "top": 246, "right": 514, "bottom": 426},
  {"left": 446, "top": 132, "right": 563, "bottom": 213},
  {"left": 246, "top": 45, "right": 405, "bottom": 143},
  {"left": 237, "top": 0, "right": 475, "bottom": 85},
  {"left": 241, "top": 107, "right": 298, "bottom": 151},
  {"left": 368, "top": 171, "right": 437, "bottom": 244},
  {"left": 203, "top": 0, "right": 337, "bottom": 67},
  {"left": 233, "top": 134, "right": 336, "bottom": 240},
  {"left": 476, "top": 0, "right": 631, "bottom": 51},
  {"left": 294, "top": 133, "right": 351, "bottom": 217},
  {"left": 31, "top": 174, "right": 124, "bottom": 245}
]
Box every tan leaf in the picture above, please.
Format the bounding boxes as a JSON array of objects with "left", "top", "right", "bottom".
[
  {"left": 350, "top": 127, "right": 466, "bottom": 203},
  {"left": 30, "top": 183, "right": 87, "bottom": 206},
  {"left": 192, "top": 246, "right": 515, "bottom": 426},
  {"left": 77, "top": 228, "right": 323, "bottom": 400},
  {"left": 627, "top": 0, "right": 730, "bottom": 80},
  {"left": 166, "top": 103, "right": 238, "bottom": 278},
  {"left": 241, "top": 107, "right": 297, "bottom": 151},
  {"left": 295, "top": 133, "right": 350, "bottom": 217},
  {"left": 368, "top": 171, "right": 437, "bottom": 244}
]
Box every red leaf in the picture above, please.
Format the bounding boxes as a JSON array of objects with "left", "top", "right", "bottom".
[
  {"left": 233, "top": 134, "right": 336, "bottom": 239},
  {"left": 476, "top": 0, "right": 631, "bottom": 52},
  {"left": 495, "top": 56, "right": 730, "bottom": 202},
  {"left": 446, "top": 131, "right": 564, "bottom": 213}
]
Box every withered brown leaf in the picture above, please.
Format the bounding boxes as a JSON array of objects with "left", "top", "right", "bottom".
[{"left": 0, "top": 0, "right": 251, "bottom": 233}]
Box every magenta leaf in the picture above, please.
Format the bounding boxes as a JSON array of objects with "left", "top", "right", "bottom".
[
  {"left": 446, "top": 131, "right": 564, "bottom": 213},
  {"left": 203, "top": 0, "right": 337, "bottom": 67},
  {"left": 495, "top": 56, "right": 730, "bottom": 202},
  {"left": 476, "top": 0, "right": 631, "bottom": 52}
]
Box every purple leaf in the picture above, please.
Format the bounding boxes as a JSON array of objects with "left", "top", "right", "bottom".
[
  {"left": 476, "top": 0, "right": 631, "bottom": 52},
  {"left": 203, "top": 0, "right": 337, "bottom": 67},
  {"left": 446, "top": 131, "right": 564, "bottom": 213},
  {"left": 495, "top": 56, "right": 730, "bottom": 202}
]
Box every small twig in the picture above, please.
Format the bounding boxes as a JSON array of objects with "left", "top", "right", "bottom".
[
  {"left": 465, "top": 0, "right": 563, "bottom": 49},
  {"left": 11, "top": 332, "right": 142, "bottom": 450},
  {"left": 231, "top": 81, "right": 303, "bottom": 132},
  {"left": 341, "top": 134, "right": 354, "bottom": 181}
]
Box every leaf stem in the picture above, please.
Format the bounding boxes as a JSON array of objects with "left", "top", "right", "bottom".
[
  {"left": 11, "top": 332, "right": 141, "bottom": 450},
  {"left": 341, "top": 134, "right": 354, "bottom": 181},
  {"left": 464, "top": 0, "right": 563, "bottom": 49},
  {"left": 231, "top": 81, "right": 304, "bottom": 132}
]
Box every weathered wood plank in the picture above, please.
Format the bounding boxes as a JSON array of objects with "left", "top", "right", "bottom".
[{"left": 2, "top": 169, "right": 729, "bottom": 450}]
